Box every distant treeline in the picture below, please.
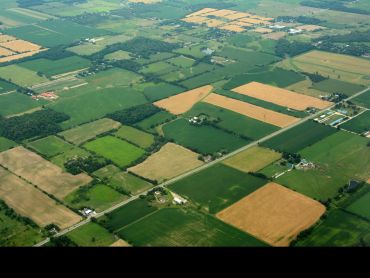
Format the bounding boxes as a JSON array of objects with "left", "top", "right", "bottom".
[
  {"left": 275, "top": 39, "right": 314, "bottom": 57},
  {"left": 301, "top": 0, "right": 370, "bottom": 15},
  {"left": 275, "top": 16, "right": 324, "bottom": 25},
  {"left": 0, "top": 109, "right": 69, "bottom": 141},
  {"left": 17, "top": 0, "right": 86, "bottom": 8}
]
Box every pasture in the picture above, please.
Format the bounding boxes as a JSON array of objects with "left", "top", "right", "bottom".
[
  {"left": 138, "top": 82, "right": 184, "bottom": 102},
  {"left": 0, "top": 92, "right": 44, "bottom": 117},
  {"left": 279, "top": 50, "right": 370, "bottom": 86},
  {"left": 185, "top": 102, "right": 279, "bottom": 140},
  {"left": 346, "top": 189, "right": 370, "bottom": 221},
  {"left": 203, "top": 93, "right": 299, "bottom": 128},
  {"left": 340, "top": 111, "right": 370, "bottom": 134},
  {"left": 262, "top": 120, "right": 337, "bottom": 153},
  {"left": 312, "top": 79, "right": 365, "bottom": 96},
  {"left": 217, "top": 183, "right": 325, "bottom": 246},
  {"left": 84, "top": 136, "right": 145, "bottom": 168},
  {"left": 0, "top": 137, "right": 16, "bottom": 152},
  {"left": 27, "top": 136, "right": 73, "bottom": 158},
  {"left": 114, "top": 126, "right": 155, "bottom": 149},
  {"left": 128, "top": 143, "right": 204, "bottom": 183},
  {"left": 0, "top": 147, "right": 92, "bottom": 199},
  {"left": 135, "top": 111, "right": 175, "bottom": 132},
  {"left": 117, "top": 208, "right": 266, "bottom": 246},
  {"left": 154, "top": 85, "right": 213, "bottom": 115},
  {"left": 66, "top": 222, "right": 116, "bottom": 247},
  {"left": 65, "top": 184, "right": 127, "bottom": 212},
  {"left": 0, "top": 79, "right": 17, "bottom": 94},
  {"left": 222, "top": 146, "right": 281, "bottom": 173},
  {"left": 0, "top": 65, "right": 48, "bottom": 87},
  {"left": 94, "top": 164, "right": 153, "bottom": 195},
  {"left": 0, "top": 167, "right": 81, "bottom": 229},
  {"left": 59, "top": 118, "right": 121, "bottom": 146},
  {"left": 162, "top": 118, "right": 249, "bottom": 154},
  {"left": 352, "top": 91, "right": 370, "bottom": 109},
  {"left": 169, "top": 164, "right": 267, "bottom": 214}
]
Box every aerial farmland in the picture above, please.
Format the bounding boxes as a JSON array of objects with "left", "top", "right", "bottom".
[{"left": 0, "top": 0, "right": 369, "bottom": 249}]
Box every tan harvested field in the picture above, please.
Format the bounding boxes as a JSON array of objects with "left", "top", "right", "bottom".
[
  {"left": 204, "top": 9, "right": 237, "bottom": 17},
  {"left": 219, "top": 24, "right": 245, "bottom": 32},
  {"left": 0, "top": 35, "right": 16, "bottom": 43},
  {"left": 204, "top": 19, "right": 225, "bottom": 28},
  {"left": 232, "top": 81, "right": 332, "bottom": 111},
  {"left": 59, "top": 118, "right": 121, "bottom": 145},
  {"left": 262, "top": 31, "right": 286, "bottom": 40},
  {"left": 182, "top": 16, "right": 209, "bottom": 24},
  {"left": 223, "top": 12, "right": 250, "bottom": 20},
  {"left": 0, "top": 46, "right": 14, "bottom": 56},
  {"left": 217, "top": 182, "right": 326, "bottom": 246},
  {"left": 250, "top": 15, "right": 274, "bottom": 21},
  {"left": 186, "top": 8, "right": 217, "bottom": 17},
  {"left": 129, "top": 143, "right": 204, "bottom": 183},
  {"left": 297, "top": 24, "right": 324, "bottom": 31},
  {"left": 203, "top": 93, "right": 299, "bottom": 128},
  {"left": 154, "top": 85, "right": 213, "bottom": 115},
  {"left": 254, "top": 27, "right": 273, "bottom": 34},
  {"left": 231, "top": 21, "right": 253, "bottom": 27},
  {"left": 0, "top": 167, "right": 81, "bottom": 229},
  {"left": 279, "top": 50, "right": 370, "bottom": 85},
  {"left": 0, "top": 40, "right": 41, "bottom": 53},
  {"left": 222, "top": 146, "right": 281, "bottom": 173},
  {"left": 239, "top": 18, "right": 269, "bottom": 25},
  {"left": 110, "top": 239, "right": 131, "bottom": 247},
  {"left": 0, "top": 147, "right": 92, "bottom": 199},
  {"left": 0, "top": 49, "right": 45, "bottom": 63}
]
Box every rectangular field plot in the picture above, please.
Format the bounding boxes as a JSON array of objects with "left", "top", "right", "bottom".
[
  {"left": 99, "top": 198, "right": 158, "bottom": 232},
  {"left": 50, "top": 147, "right": 91, "bottom": 170},
  {"left": 232, "top": 82, "right": 332, "bottom": 111},
  {"left": 340, "top": 111, "right": 370, "bottom": 134},
  {"left": 135, "top": 111, "right": 175, "bottom": 132},
  {"left": 222, "top": 146, "right": 281, "bottom": 173},
  {"left": 154, "top": 85, "right": 213, "bottom": 115},
  {"left": 276, "top": 131, "right": 370, "bottom": 201},
  {"left": 262, "top": 120, "right": 337, "bottom": 153},
  {"left": 129, "top": 143, "right": 204, "bottom": 183},
  {"left": 65, "top": 184, "right": 127, "bottom": 212},
  {"left": 94, "top": 165, "right": 153, "bottom": 195},
  {"left": 185, "top": 102, "right": 279, "bottom": 140},
  {"left": 352, "top": 91, "right": 370, "bottom": 109},
  {"left": 217, "top": 183, "right": 325, "bottom": 246},
  {"left": 0, "top": 92, "right": 44, "bottom": 117},
  {"left": 0, "top": 137, "right": 16, "bottom": 152},
  {"left": 0, "top": 167, "right": 81, "bottom": 229},
  {"left": 114, "top": 126, "right": 155, "bottom": 149},
  {"left": 296, "top": 210, "right": 370, "bottom": 247},
  {"left": 0, "top": 79, "right": 17, "bottom": 94},
  {"left": 162, "top": 118, "right": 249, "bottom": 154},
  {"left": 84, "top": 136, "right": 145, "bottom": 168},
  {"left": 312, "top": 79, "right": 365, "bottom": 96},
  {"left": 19, "top": 56, "right": 91, "bottom": 78},
  {"left": 27, "top": 136, "right": 74, "bottom": 158},
  {"left": 169, "top": 164, "right": 267, "bottom": 214},
  {"left": 66, "top": 222, "right": 116, "bottom": 247},
  {"left": 0, "top": 147, "right": 92, "bottom": 199},
  {"left": 138, "top": 82, "right": 184, "bottom": 102},
  {"left": 346, "top": 189, "right": 370, "bottom": 221},
  {"left": 203, "top": 93, "right": 300, "bottom": 128},
  {"left": 0, "top": 65, "right": 49, "bottom": 87},
  {"left": 279, "top": 50, "right": 370, "bottom": 86},
  {"left": 117, "top": 208, "right": 266, "bottom": 247},
  {"left": 59, "top": 118, "right": 121, "bottom": 146}
]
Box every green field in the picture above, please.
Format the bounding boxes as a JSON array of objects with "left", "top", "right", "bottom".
[
  {"left": 140, "top": 61, "right": 177, "bottom": 76},
  {"left": 66, "top": 222, "right": 116, "bottom": 247},
  {"left": 138, "top": 82, "right": 184, "bottom": 102},
  {"left": 276, "top": 131, "right": 370, "bottom": 201},
  {"left": 27, "top": 136, "right": 73, "bottom": 158},
  {"left": 99, "top": 198, "right": 158, "bottom": 232},
  {"left": 93, "top": 164, "right": 153, "bottom": 195},
  {"left": 340, "top": 111, "right": 370, "bottom": 134},
  {"left": 19, "top": 56, "right": 92, "bottom": 77},
  {"left": 49, "top": 87, "right": 147, "bottom": 129},
  {"left": 135, "top": 111, "right": 175, "bottom": 132},
  {"left": 0, "top": 137, "right": 16, "bottom": 152},
  {"left": 352, "top": 91, "right": 370, "bottom": 109},
  {"left": 0, "top": 80, "right": 17, "bottom": 94},
  {"left": 58, "top": 118, "right": 121, "bottom": 145},
  {"left": 50, "top": 147, "right": 91, "bottom": 170},
  {"left": 262, "top": 121, "right": 337, "bottom": 153},
  {"left": 297, "top": 210, "right": 370, "bottom": 247},
  {"left": 0, "top": 65, "right": 49, "bottom": 87},
  {"left": 163, "top": 118, "right": 250, "bottom": 154},
  {"left": 117, "top": 208, "right": 266, "bottom": 247},
  {"left": 169, "top": 164, "right": 267, "bottom": 214},
  {"left": 312, "top": 79, "right": 365, "bottom": 96},
  {"left": 346, "top": 191, "right": 370, "bottom": 221},
  {"left": 65, "top": 183, "right": 127, "bottom": 212},
  {"left": 84, "top": 136, "right": 145, "bottom": 168},
  {"left": 114, "top": 126, "right": 155, "bottom": 149},
  {"left": 0, "top": 207, "right": 43, "bottom": 247},
  {"left": 0, "top": 93, "right": 44, "bottom": 117},
  {"left": 185, "top": 102, "right": 279, "bottom": 140},
  {"left": 166, "top": 55, "right": 195, "bottom": 68}
]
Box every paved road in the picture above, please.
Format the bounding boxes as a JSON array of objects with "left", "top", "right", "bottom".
[{"left": 34, "top": 87, "right": 369, "bottom": 247}]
